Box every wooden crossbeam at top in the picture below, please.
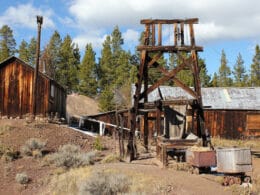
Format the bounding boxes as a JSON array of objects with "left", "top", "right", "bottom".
[{"left": 141, "top": 18, "right": 199, "bottom": 24}]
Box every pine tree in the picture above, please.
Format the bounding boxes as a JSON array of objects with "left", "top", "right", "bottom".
[
  {"left": 250, "top": 45, "right": 260, "bottom": 86},
  {"left": 232, "top": 53, "right": 248, "bottom": 87},
  {"left": 18, "top": 39, "right": 29, "bottom": 62},
  {"left": 58, "top": 35, "right": 80, "bottom": 93},
  {"left": 199, "top": 57, "right": 211, "bottom": 87},
  {"left": 218, "top": 49, "right": 232, "bottom": 87},
  {"left": 78, "top": 43, "right": 97, "bottom": 97},
  {"left": 0, "top": 25, "right": 16, "bottom": 61},
  {"left": 98, "top": 86, "right": 115, "bottom": 112},
  {"left": 42, "top": 31, "right": 62, "bottom": 79},
  {"left": 111, "top": 25, "right": 123, "bottom": 55},
  {"left": 115, "top": 51, "right": 132, "bottom": 87},
  {"left": 175, "top": 52, "right": 193, "bottom": 86},
  {"left": 28, "top": 37, "right": 37, "bottom": 66},
  {"left": 98, "top": 35, "right": 114, "bottom": 90},
  {"left": 211, "top": 72, "right": 219, "bottom": 87}
]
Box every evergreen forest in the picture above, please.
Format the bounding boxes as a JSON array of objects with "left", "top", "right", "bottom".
[{"left": 0, "top": 25, "right": 259, "bottom": 112}]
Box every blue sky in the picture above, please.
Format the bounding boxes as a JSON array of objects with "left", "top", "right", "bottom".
[{"left": 1, "top": 0, "right": 260, "bottom": 77}]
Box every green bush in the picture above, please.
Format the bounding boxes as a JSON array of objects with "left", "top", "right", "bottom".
[
  {"left": 15, "top": 172, "right": 29, "bottom": 184},
  {"left": 93, "top": 136, "right": 103, "bottom": 151},
  {"left": 46, "top": 144, "right": 95, "bottom": 169},
  {"left": 79, "top": 171, "right": 131, "bottom": 195}
]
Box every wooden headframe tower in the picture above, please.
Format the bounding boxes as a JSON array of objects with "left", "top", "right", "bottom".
[{"left": 128, "top": 18, "right": 204, "bottom": 161}]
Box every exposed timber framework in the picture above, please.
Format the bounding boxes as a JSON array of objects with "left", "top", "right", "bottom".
[{"left": 127, "top": 18, "right": 204, "bottom": 161}]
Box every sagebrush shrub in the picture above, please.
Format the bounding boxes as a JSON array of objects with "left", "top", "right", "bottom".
[
  {"left": 21, "top": 138, "right": 46, "bottom": 158},
  {"left": 15, "top": 172, "right": 29, "bottom": 184},
  {"left": 46, "top": 144, "right": 95, "bottom": 169},
  {"left": 79, "top": 171, "right": 131, "bottom": 195}
]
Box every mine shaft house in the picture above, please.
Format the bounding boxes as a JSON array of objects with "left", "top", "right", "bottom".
[
  {"left": 132, "top": 85, "right": 260, "bottom": 139},
  {"left": 0, "top": 56, "right": 66, "bottom": 118}
]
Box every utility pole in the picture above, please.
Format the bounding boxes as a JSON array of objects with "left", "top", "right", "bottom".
[{"left": 32, "top": 15, "right": 43, "bottom": 117}]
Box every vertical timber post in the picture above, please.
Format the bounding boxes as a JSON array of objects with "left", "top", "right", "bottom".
[
  {"left": 132, "top": 18, "right": 204, "bottom": 164},
  {"left": 32, "top": 16, "right": 43, "bottom": 117}
]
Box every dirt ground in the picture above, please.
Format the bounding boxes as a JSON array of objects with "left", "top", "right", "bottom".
[{"left": 0, "top": 119, "right": 259, "bottom": 195}]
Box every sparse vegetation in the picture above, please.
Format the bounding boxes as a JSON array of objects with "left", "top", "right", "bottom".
[
  {"left": 15, "top": 172, "right": 29, "bottom": 184},
  {"left": 0, "top": 143, "right": 19, "bottom": 162},
  {"left": 228, "top": 184, "right": 252, "bottom": 195},
  {"left": 211, "top": 137, "right": 260, "bottom": 149},
  {"left": 101, "top": 153, "right": 121, "bottom": 164},
  {"left": 46, "top": 144, "right": 95, "bottom": 169},
  {"left": 21, "top": 138, "right": 46, "bottom": 158},
  {"left": 252, "top": 175, "right": 260, "bottom": 194},
  {"left": 2, "top": 148, "right": 20, "bottom": 162},
  {"left": 0, "top": 125, "right": 12, "bottom": 135},
  {"left": 79, "top": 170, "right": 131, "bottom": 195},
  {"left": 93, "top": 136, "right": 103, "bottom": 151}
]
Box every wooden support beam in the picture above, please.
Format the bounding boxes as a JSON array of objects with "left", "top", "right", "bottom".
[
  {"left": 152, "top": 24, "right": 155, "bottom": 46},
  {"left": 189, "top": 23, "right": 195, "bottom": 46},
  {"left": 143, "top": 99, "right": 194, "bottom": 109},
  {"left": 143, "top": 48, "right": 149, "bottom": 151},
  {"left": 174, "top": 23, "right": 178, "bottom": 46},
  {"left": 144, "top": 24, "right": 150, "bottom": 45},
  {"left": 139, "top": 57, "right": 191, "bottom": 100},
  {"left": 180, "top": 22, "right": 184, "bottom": 46},
  {"left": 147, "top": 52, "right": 163, "bottom": 67},
  {"left": 141, "top": 18, "right": 199, "bottom": 24},
  {"left": 158, "top": 23, "right": 162, "bottom": 46},
  {"left": 32, "top": 16, "right": 43, "bottom": 117},
  {"left": 137, "top": 45, "right": 203, "bottom": 52},
  {"left": 172, "top": 77, "right": 197, "bottom": 98},
  {"left": 156, "top": 100, "right": 162, "bottom": 137}
]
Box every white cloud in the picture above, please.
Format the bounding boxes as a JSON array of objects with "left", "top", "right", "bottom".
[
  {"left": 0, "top": 3, "right": 54, "bottom": 29},
  {"left": 122, "top": 29, "right": 139, "bottom": 48},
  {"left": 73, "top": 32, "right": 107, "bottom": 51},
  {"left": 68, "top": 0, "right": 260, "bottom": 44}
]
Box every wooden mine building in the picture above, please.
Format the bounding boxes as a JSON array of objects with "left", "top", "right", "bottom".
[{"left": 0, "top": 56, "right": 66, "bottom": 118}]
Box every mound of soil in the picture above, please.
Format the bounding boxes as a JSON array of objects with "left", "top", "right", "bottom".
[
  {"left": 0, "top": 119, "right": 115, "bottom": 195},
  {"left": 66, "top": 94, "right": 99, "bottom": 118}
]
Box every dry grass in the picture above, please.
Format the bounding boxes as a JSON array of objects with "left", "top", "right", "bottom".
[
  {"left": 211, "top": 137, "right": 260, "bottom": 149},
  {"left": 45, "top": 167, "right": 93, "bottom": 195},
  {"left": 44, "top": 165, "right": 177, "bottom": 194},
  {"left": 101, "top": 153, "right": 121, "bottom": 164},
  {"left": 0, "top": 125, "right": 12, "bottom": 135}
]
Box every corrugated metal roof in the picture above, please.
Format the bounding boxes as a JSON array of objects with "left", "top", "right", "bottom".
[{"left": 132, "top": 85, "right": 260, "bottom": 110}]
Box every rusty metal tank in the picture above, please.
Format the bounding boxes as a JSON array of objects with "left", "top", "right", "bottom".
[{"left": 216, "top": 147, "right": 252, "bottom": 173}]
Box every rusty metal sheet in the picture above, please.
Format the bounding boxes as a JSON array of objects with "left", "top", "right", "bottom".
[{"left": 186, "top": 150, "right": 216, "bottom": 167}]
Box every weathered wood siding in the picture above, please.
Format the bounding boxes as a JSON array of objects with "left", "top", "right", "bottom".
[
  {"left": 204, "top": 110, "right": 260, "bottom": 138},
  {"left": 86, "top": 109, "right": 260, "bottom": 139},
  {"left": 48, "top": 80, "right": 66, "bottom": 117},
  {"left": 0, "top": 57, "right": 66, "bottom": 118}
]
